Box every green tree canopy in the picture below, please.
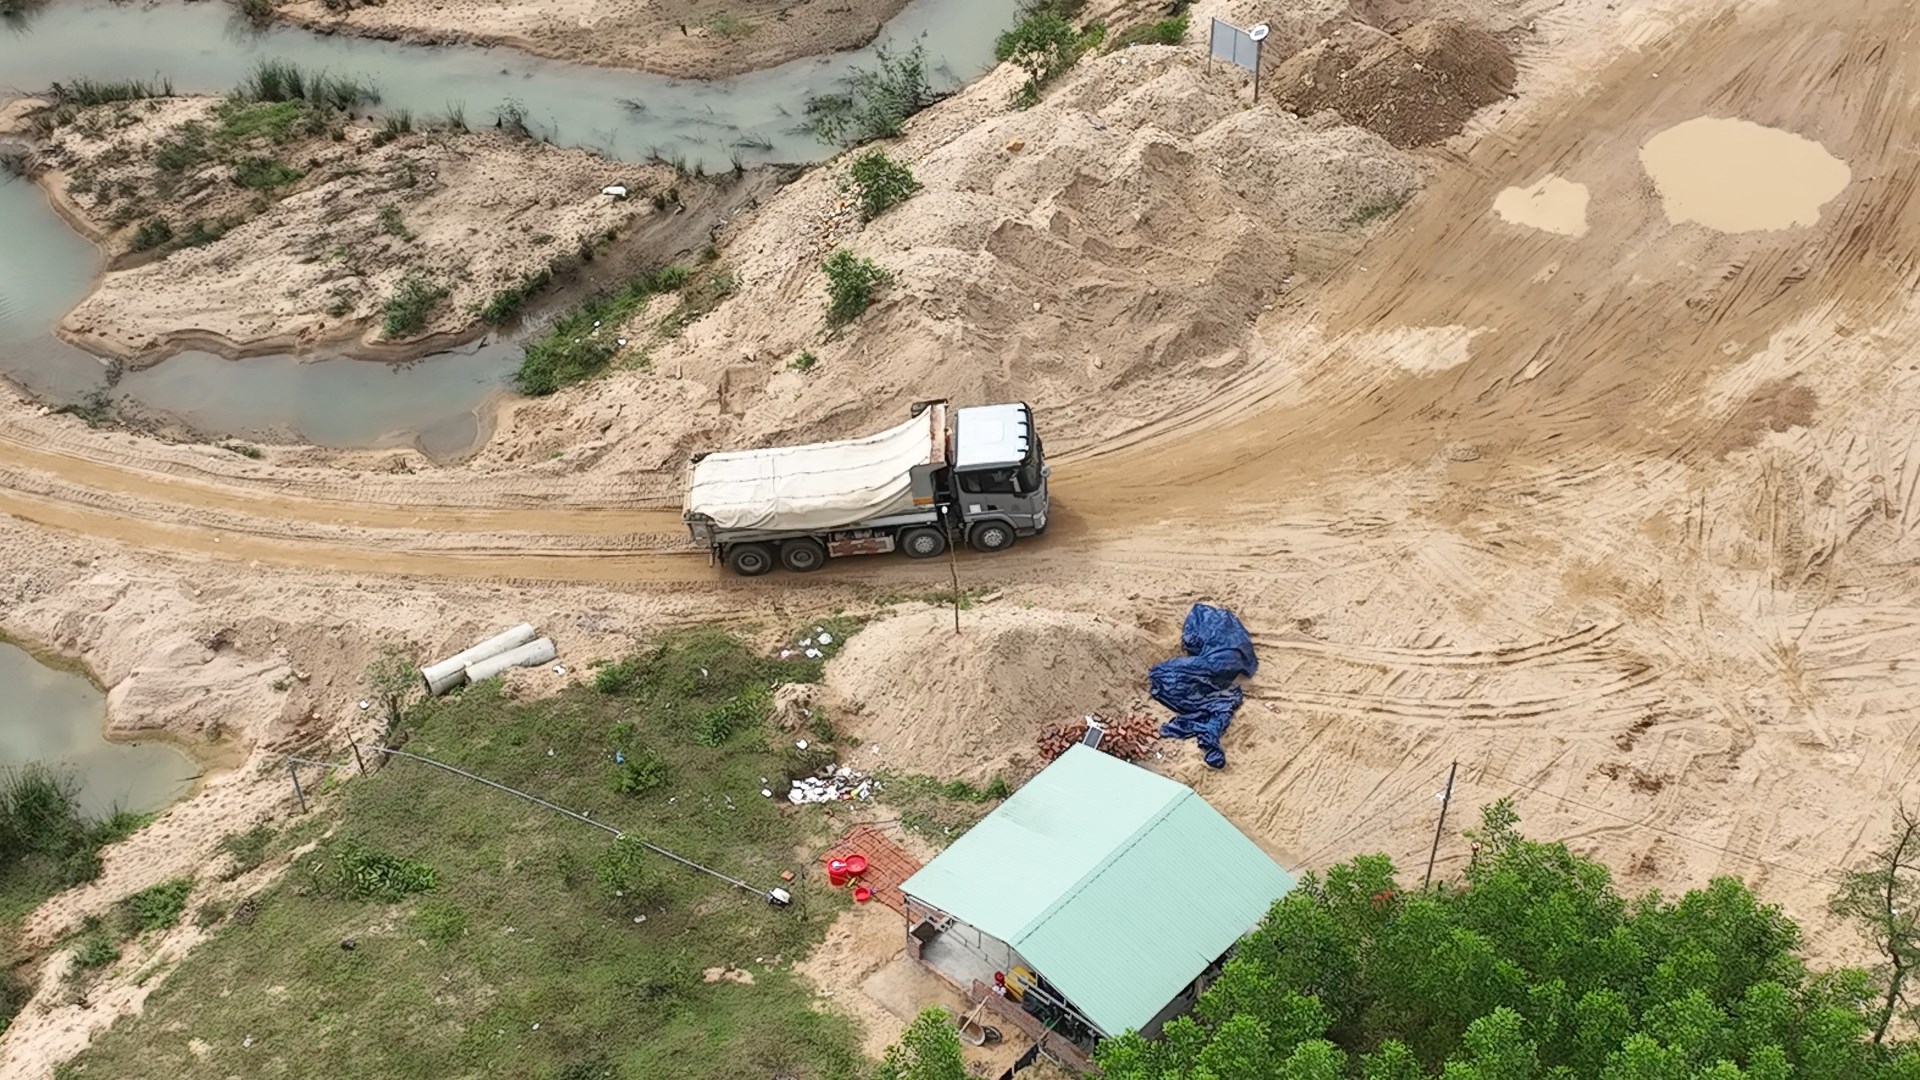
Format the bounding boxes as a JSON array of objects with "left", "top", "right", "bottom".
[{"left": 1096, "top": 801, "right": 1920, "bottom": 1079}]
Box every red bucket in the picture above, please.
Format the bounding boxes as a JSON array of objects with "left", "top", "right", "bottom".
[
  {"left": 844, "top": 854, "right": 869, "bottom": 879},
  {"left": 826, "top": 857, "right": 850, "bottom": 887}
]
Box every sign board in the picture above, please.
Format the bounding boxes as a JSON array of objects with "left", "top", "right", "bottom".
[{"left": 1209, "top": 17, "right": 1261, "bottom": 72}]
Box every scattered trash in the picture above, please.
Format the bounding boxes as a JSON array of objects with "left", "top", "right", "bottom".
[
  {"left": 552, "top": 664, "right": 567, "bottom": 675},
  {"left": 796, "top": 739, "right": 808, "bottom": 750},
  {"left": 818, "top": 632, "right": 833, "bottom": 645},
  {"left": 780, "top": 870, "right": 796, "bottom": 882},
  {"left": 531, "top": 1022, "right": 541, "bottom": 1031},
  {"left": 761, "top": 788, "right": 773, "bottom": 798},
  {"left": 358, "top": 700, "right": 369, "bottom": 710},
  {"left": 1152, "top": 604, "right": 1258, "bottom": 769},
  {"left": 601, "top": 185, "right": 628, "bottom": 199},
  {"left": 786, "top": 762, "right": 879, "bottom": 804},
  {"left": 634, "top": 915, "right": 645, "bottom": 923},
  {"left": 615, "top": 750, "right": 626, "bottom": 764}
]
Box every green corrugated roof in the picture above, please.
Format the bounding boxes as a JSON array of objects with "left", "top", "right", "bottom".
[{"left": 899, "top": 745, "right": 1295, "bottom": 1035}]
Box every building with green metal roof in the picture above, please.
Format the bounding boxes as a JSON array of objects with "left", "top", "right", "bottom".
[{"left": 898, "top": 744, "right": 1295, "bottom": 1053}]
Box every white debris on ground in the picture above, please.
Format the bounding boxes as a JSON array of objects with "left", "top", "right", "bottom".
[
  {"left": 779, "top": 626, "right": 837, "bottom": 661},
  {"left": 785, "top": 762, "right": 878, "bottom": 805}
]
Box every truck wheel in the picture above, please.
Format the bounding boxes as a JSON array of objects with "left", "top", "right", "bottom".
[
  {"left": 780, "top": 538, "right": 828, "bottom": 573},
  {"left": 970, "top": 522, "right": 1016, "bottom": 553},
  {"left": 900, "top": 526, "right": 947, "bottom": 559},
  {"left": 727, "top": 544, "right": 775, "bottom": 577}
]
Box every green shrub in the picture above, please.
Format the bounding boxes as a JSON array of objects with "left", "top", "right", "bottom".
[
  {"left": 788, "top": 350, "right": 819, "bottom": 372},
  {"left": 130, "top": 218, "right": 173, "bottom": 252},
  {"left": 380, "top": 272, "right": 447, "bottom": 339},
  {"left": 846, "top": 149, "right": 921, "bottom": 221},
  {"left": 804, "top": 42, "right": 935, "bottom": 146},
  {"left": 997, "top": 5, "right": 1104, "bottom": 107},
  {"left": 707, "top": 12, "right": 752, "bottom": 38},
  {"left": 693, "top": 683, "right": 771, "bottom": 748},
  {"left": 231, "top": 156, "right": 303, "bottom": 190},
  {"left": 593, "top": 837, "right": 666, "bottom": 907},
  {"left": 821, "top": 248, "right": 894, "bottom": 327},
  {"left": 611, "top": 745, "right": 669, "bottom": 795},
  {"left": 308, "top": 839, "right": 436, "bottom": 902},
  {"left": 513, "top": 265, "right": 689, "bottom": 395},
  {"left": 478, "top": 269, "right": 551, "bottom": 325},
  {"left": 71, "top": 933, "right": 119, "bottom": 970},
  {"left": 121, "top": 877, "right": 193, "bottom": 932}
]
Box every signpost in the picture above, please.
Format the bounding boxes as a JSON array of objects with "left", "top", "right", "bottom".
[{"left": 1208, "top": 18, "right": 1270, "bottom": 102}]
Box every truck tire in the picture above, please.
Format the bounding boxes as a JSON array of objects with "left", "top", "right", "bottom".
[
  {"left": 899, "top": 526, "right": 947, "bottom": 559},
  {"left": 970, "top": 521, "right": 1016, "bottom": 553},
  {"left": 727, "top": 544, "right": 775, "bottom": 577},
  {"left": 780, "top": 538, "right": 828, "bottom": 573}
]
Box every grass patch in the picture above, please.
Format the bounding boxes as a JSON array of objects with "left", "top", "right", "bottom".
[
  {"left": 878, "top": 772, "right": 1011, "bottom": 847},
  {"left": 52, "top": 77, "right": 174, "bottom": 107},
  {"left": 119, "top": 878, "right": 193, "bottom": 933},
  {"left": 232, "top": 59, "right": 380, "bottom": 110},
  {"left": 707, "top": 11, "right": 753, "bottom": 38},
  {"left": 305, "top": 838, "right": 435, "bottom": 902},
  {"left": 513, "top": 264, "right": 689, "bottom": 395},
  {"left": 380, "top": 272, "right": 447, "bottom": 339},
  {"left": 217, "top": 824, "right": 275, "bottom": 879},
  {"left": 1350, "top": 191, "right": 1411, "bottom": 227},
  {"left": 0, "top": 764, "right": 148, "bottom": 928},
  {"left": 1109, "top": 12, "right": 1189, "bottom": 49},
  {"left": 821, "top": 248, "right": 893, "bottom": 327},
  {"left": 60, "top": 634, "right": 861, "bottom": 1080},
  {"left": 377, "top": 204, "right": 413, "bottom": 240},
  {"left": 655, "top": 264, "right": 736, "bottom": 339},
  {"left": 788, "top": 350, "right": 819, "bottom": 373},
  {"left": 230, "top": 156, "right": 303, "bottom": 190},
  {"left": 477, "top": 268, "right": 551, "bottom": 326}
]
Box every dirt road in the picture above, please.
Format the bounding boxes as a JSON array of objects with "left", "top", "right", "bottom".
[{"left": 5, "top": 0, "right": 1920, "bottom": 966}]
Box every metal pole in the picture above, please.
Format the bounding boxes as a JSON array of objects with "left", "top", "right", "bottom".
[
  {"left": 288, "top": 760, "right": 308, "bottom": 814},
  {"left": 1423, "top": 761, "right": 1459, "bottom": 888},
  {"left": 1253, "top": 38, "right": 1262, "bottom": 104},
  {"left": 350, "top": 741, "right": 368, "bottom": 776},
  {"left": 944, "top": 508, "right": 962, "bottom": 635}
]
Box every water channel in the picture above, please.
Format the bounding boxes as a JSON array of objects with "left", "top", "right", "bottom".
[
  {"left": 0, "top": 0, "right": 1019, "bottom": 456},
  {"left": 0, "top": 641, "right": 197, "bottom": 818}
]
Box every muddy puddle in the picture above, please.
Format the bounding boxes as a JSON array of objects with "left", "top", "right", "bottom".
[
  {"left": 0, "top": 0, "right": 1021, "bottom": 455},
  {"left": 0, "top": 641, "right": 196, "bottom": 818},
  {"left": 1493, "top": 174, "right": 1589, "bottom": 238},
  {"left": 1639, "top": 117, "right": 1851, "bottom": 233}
]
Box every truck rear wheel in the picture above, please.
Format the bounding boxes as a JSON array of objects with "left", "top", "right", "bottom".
[
  {"left": 727, "top": 544, "right": 775, "bottom": 577},
  {"left": 970, "top": 521, "right": 1016, "bottom": 553},
  {"left": 900, "top": 526, "right": 947, "bottom": 559},
  {"left": 780, "top": 538, "right": 828, "bottom": 573}
]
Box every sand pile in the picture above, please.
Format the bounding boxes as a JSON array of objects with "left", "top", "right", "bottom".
[
  {"left": 825, "top": 604, "right": 1160, "bottom": 780},
  {"left": 493, "top": 46, "right": 1424, "bottom": 467},
  {"left": 1270, "top": 18, "right": 1517, "bottom": 147},
  {"left": 41, "top": 97, "right": 672, "bottom": 359}
]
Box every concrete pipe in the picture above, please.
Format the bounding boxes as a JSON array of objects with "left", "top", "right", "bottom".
[
  {"left": 420, "top": 623, "right": 537, "bottom": 695},
  {"left": 464, "top": 637, "right": 557, "bottom": 683}
]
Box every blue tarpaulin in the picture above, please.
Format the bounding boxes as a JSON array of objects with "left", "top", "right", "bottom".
[{"left": 1150, "top": 605, "right": 1257, "bottom": 769}]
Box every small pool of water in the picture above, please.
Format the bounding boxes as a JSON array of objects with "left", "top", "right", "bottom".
[
  {"left": 0, "top": 641, "right": 196, "bottom": 819},
  {"left": 0, "top": 0, "right": 1020, "bottom": 454}
]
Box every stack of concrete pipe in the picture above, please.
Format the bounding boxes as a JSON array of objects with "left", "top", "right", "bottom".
[{"left": 419, "top": 624, "right": 557, "bottom": 696}]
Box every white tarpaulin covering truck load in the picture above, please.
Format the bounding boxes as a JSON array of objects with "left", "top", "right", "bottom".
[{"left": 684, "top": 400, "right": 1050, "bottom": 575}]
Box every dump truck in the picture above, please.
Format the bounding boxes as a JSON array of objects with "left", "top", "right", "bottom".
[{"left": 683, "top": 400, "right": 1049, "bottom": 576}]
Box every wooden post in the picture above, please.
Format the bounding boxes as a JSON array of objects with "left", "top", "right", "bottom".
[
  {"left": 1423, "top": 761, "right": 1458, "bottom": 888},
  {"left": 350, "top": 741, "right": 368, "bottom": 776},
  {"left": 944, "top": 508, "right": 962, "bottom": 635},
  {"left": 288, "top": 760, "right": 308, "bottom": 814}
]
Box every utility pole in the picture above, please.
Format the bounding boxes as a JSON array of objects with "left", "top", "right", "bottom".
[
  {"left": 1423, "top": 760, "right": 1459, "bottom": 888},
  {"left": 943, "top": 507, "right": 962, "bottom": 634}
]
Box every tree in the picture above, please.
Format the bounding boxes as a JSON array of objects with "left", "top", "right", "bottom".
[
  {"left": 1833, "top": 807, "right": 1920, "bottom": 1042},
  {"left": 364, "top": 642, "right": 418, "bottom": 734},
  {"left": 1096, "top": 803, "right": 1920, "bottom": 1080},
  {"left": 873, "top": 1007, "right": 965, "bottom": 1080}
]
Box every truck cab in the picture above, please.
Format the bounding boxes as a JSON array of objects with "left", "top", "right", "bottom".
[{"left": 945, "top": 403, "right": 1050, "bottom": 550}]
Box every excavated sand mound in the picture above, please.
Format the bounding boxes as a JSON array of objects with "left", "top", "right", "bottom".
[
  {"left": 485, "top": 46, "right": 1425, "bottom": 466},
  {"left": 825, "top": 605, "right": 1160, "bottom": 781}
]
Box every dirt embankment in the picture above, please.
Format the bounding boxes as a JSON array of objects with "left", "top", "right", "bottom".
[
  {"left": 476, "top": 44, "right": 1431, "bottom": 469},
  {"left": 272, "top": 0, "right": 910, "bottom": 79},
  {"left": 30, "top": 95, "right": 689, "bottom": 361}
]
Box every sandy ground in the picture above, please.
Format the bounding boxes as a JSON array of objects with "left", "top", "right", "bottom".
[
  {"left": 11, "top": 0, "right": 1920, "bottom": 1071},
  {"left": 274, "top": 0, "right": 910, "bottom": 79}
]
